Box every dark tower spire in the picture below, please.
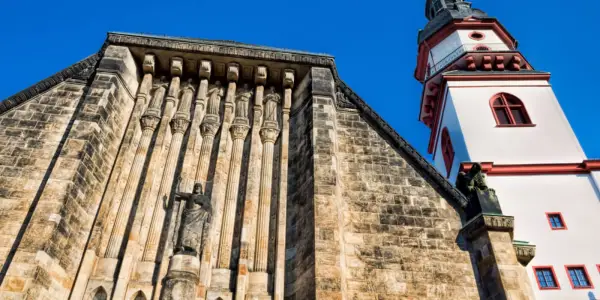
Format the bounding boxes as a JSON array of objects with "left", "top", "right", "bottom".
[
  {"left": 419, "top": 0, "right": 489, "bottom": 43},
  {"left": 425, "top": 0, "right": 485, "bottom": 20}
]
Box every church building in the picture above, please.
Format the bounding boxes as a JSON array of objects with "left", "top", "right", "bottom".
[{"left": 0, "top": 0, "right": 597, "bottom": 299}]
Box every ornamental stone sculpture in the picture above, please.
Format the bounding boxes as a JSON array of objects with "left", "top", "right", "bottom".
[
  {"left": 174, "top": 182, "right": 212, "bottom": 257},
  {"left": 456, "top": 163, "right": 503, "bottom": 220}
]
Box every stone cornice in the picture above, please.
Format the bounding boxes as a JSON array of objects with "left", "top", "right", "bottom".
[
  {"left": 107, "top": 32, "right": 335, "bottom": 67},
  {"left": 460, "top": 213, "right": 514, "bottom": 240}
]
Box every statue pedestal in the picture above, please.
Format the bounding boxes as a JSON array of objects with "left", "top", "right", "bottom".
[
  {"left": 247, "top": 272, "right": 271, "bottom": 299},
  {"left": 162, "top": 254, "right": 200, "bottom": 300},
  {"left": 206, "top": 268, "right": 233, "bottom": 300}
]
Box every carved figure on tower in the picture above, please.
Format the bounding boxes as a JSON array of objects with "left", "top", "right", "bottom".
[
  {"left": 174, "top": 182, "right": 212, "bottom": 256},
  {"left": 456, "top": 163, "right": 503, "bottom": 220}
]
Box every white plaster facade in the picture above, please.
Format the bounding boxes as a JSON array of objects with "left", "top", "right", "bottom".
[
  {"left": 488, "top": 174, "right": 600, "bottom": 300},
  {"left": 426, "top": 30, "right": 511, "bottom": 76},
  {"left": 429, "top": 71, "right": 600, "bottom": 300}
]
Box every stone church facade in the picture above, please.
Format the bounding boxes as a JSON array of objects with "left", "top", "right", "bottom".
[{"left": 0, "top": 1, "right": 567, "bottom": 300}]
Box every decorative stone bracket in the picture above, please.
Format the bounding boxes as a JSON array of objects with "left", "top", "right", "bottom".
[
  {"left": 513, "top": 241, "right": 536, "bottom": 266},
  {"left": 460, "top": 213, "right": 514, "bottom": 241}
]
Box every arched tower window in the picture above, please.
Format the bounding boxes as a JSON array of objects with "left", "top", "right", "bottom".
[
  {"left": 92, "top": 287, "right": 108, "bottom": 300},
  {"left": 441, "top": 127, "right": 455, "bottom": 177},
  {"left": 490, "top": 93, "right": 532, "bottom": 126}
]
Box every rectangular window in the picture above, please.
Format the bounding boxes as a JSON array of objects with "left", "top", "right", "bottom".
[
  {"left": 533, "top": 266, "right": 560, "bottom": 290},
  {"left": 546, "top": 213, "right": 567, "bottom": 230},
  {"left": 566, "top": 266, "right": 593, "bottom": 289}
]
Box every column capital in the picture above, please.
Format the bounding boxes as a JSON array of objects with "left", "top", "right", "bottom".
[
  {"left": 143, "top": 54, "right": 156, "bottom": 74},
  {"left": 227, "top": 63, "right": 240, "bottom": 82},
  {"left": 260, "top": 126, "right": 280, "bottom": 144},
  {"left": 140, "top": 114, "right": 160, "bottom": 131},
  {"left": 255, "top": 66, "right": 268, "bottom": 85},
  {"left": 171, "top": 117, "right": 191, "bottom": 134},
  {"left": 171, "top": 57, "right": 184, "bottom": 77},
  {"left": 199, "top": 60, "right": 212, "bottom": 79},
  {"left": 283, "top": 69, "right": 295, "bottom": 89},
  {"left": 201, "top": 115, "right": 221, "bottom": 137},
  {"left": 231, "top": 123, "right": 250, "bottom": 140},
  {"left": 460, "top": 213, "right": 514, "bottom": 241}
]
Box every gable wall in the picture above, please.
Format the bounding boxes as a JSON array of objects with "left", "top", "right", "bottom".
[
  {"left": 0, "top": 81, "right": 87, "bottom": 273},
  {"left": 335, "top": 106, "right": 480, "bottom": 299}
]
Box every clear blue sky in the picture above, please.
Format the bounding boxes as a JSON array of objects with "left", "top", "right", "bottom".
[{"left": 1, "top": 0, "right": 598, "bottom": 160}]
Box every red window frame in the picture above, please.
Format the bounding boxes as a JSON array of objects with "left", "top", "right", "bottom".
[
  {"left": 545, "top": 212, "right": 568, "bottom": 230},
  {"left": 441, "top": 127, "right": 454, "bottom": 178},
  {"left": 533, "top": 266, "right": 561, "bottom": 290},
  {"left": 489, "top": 93, "right": 534, "bottom": 127},
  {"left": 565, "top": 265, "right": 594, "bottom": 289}
]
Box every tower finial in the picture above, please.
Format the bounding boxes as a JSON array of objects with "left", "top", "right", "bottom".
[{"left": 425, "top": 0, "right": 484, "bottom": 21}]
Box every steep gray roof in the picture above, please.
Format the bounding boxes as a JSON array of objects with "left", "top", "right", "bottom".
[{"left": 0, "top": 33, "right": 469, "bottom": 210}]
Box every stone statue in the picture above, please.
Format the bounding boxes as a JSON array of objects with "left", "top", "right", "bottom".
[
  {"left": 206, "top": 81, "right": 224, "bottom": 116},
  {"left": 456, "top": 163, "right": 490, "bottom": 197},
  {"left": 456, "top": 163, "right": 502, "bottom": 220},
  {"left": 263, "top": 86, "right": 281, "bottom": 124},
  {"left": 174, "top": 183, "right": 212, "bottom": 256},
  {"left": 235, "top": 84, "right": 253, "bottom": 120}
]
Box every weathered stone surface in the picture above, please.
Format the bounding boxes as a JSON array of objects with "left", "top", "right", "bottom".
[{"left": 0, "top": 45, "right": 139, "bottom": 299}]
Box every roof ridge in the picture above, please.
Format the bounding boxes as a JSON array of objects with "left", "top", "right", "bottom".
[{"left": 0, "top": 54, "right": 100, "bottom": 114}]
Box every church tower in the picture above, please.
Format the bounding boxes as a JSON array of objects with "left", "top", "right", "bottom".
[{"left": 416, "top": 0, "right": 600, "bottom": 298}]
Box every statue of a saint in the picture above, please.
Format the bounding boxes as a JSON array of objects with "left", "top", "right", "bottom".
[
  {"left": 456, "top": 163, "right": 490, "bottom": 197},
  {"left": 235, "top": 84, "right": 253, "bottom": 120},
  {"left": 263, "top": 86, "right": 281, "bottom": 124},
  {"left": 456, "top": 163, "right": 502, "bottom": 219},
  {"left": 174, "top": 183, "right": 212, "bottom": 256},
  {"left": 206, "top": 81, "right": 224, "bottom": 116}
]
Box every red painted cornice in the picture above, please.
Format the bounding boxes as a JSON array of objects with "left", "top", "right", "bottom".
[
  {"left": 415, "top": 19, "right": 517, "bottom": 82},
  {"left": 460, "top": 160, "right": 600, "bottom": 176},
  {"left": 443, "top": 73, "right": 551, "bottom": 81}
]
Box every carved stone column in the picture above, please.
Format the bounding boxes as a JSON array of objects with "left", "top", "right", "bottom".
[
  {"left": 216, "top": 86, "right": 251, "bottom": 271},
  {"left": 235, "top": 67, "right": 267, "bottom": 300},
  {"left": 112, "top": 57, "right": 183, "bottom": 300},
  {"left": 249, "top": 86, "right": 280, "bottom": 296},
  {"left": 105, "top": 79, "right": 167, "bottom": 258},
  {"left": 143, "top": 79, "right": 194, "bottom": 262},
  {"left": 204, "top": 64, "right": 239, "bottom": 300},
  {"left": 461, "top": 214, "right": 535, "bottom": 300},
  {"left": 274, "top": 70, "right": 294, "bottom": 300},
  {"left": 153, "top": 62, "right": 212, "bottom": 300},
  {"left": 196, "top": 81, "right": 224, "bottom": 184}
]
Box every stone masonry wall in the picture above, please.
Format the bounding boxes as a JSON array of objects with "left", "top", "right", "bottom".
[
  {"left": 336, "top": 108, "right": 480, "bottom": 299},
  {"left": 0, "top": 81, "right": 86, "bottom": 275},
  {"left": 0, "top": 45, "right": 139, "bottom": 299},
  {"left": 285, "top": 93, "right": 316, "bottom": 298}
]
